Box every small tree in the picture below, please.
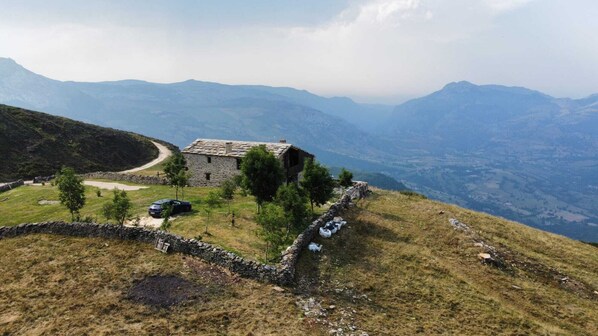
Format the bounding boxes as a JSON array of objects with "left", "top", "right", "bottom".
[
  {"left": 163, "top": 152, "right": 188, "bottom": 200},
  {"left": 55, "top": 167, "right": 86, "bottom": 221},
  {"left": 338, "top": 168, "right": 354, "bottom": 188},
  {"left": 220, "top": 178, "right": 237, "bottom": 214},
  {"left": 275, "top": 183, "right": 309, "bottom": 237},
  {"left": 241, "top": 145, "right": 284, "bottom": 211},
  {"left": 256, "top": 203, "right": 286, "bottom": 261},
  {"left": 204, "top": 190, "right": 222, "bottom": 233},
  {"left": 160, "top": 203, "right": 173, "bottom": 231},
  {"left": 300, "top": 158, "right": 335, "bottom": 213},
  {"left": 102, "top": 189, "right": 132, "bottom": 225},
  {"left": 177, "top": 168, "right": 191, "bottom": 200}
]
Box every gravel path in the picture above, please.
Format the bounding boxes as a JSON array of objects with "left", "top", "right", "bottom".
[
  {"left": 83, "top": 180, "right": 148, "bottom": 191},
  {"left": 119, "top": 141, "right": 172, "bottom": 174}
]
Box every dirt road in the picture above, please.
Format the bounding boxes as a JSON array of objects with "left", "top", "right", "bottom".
[{"left": 119, "top": 141, "right": 172, "bottom": 174}]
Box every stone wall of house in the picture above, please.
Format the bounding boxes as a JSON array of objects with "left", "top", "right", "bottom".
[
  {"left": 0, "top": 180, "right": 24, "bottom": 193},
  {"left": 0, "top": 181, "right": 369, "bottom": 286},
  {"left": 184, "top": 153, "right": 242, "bottom": 187},
  {"left": 80, "top": 172, "right": 167, "bottom": 185}
]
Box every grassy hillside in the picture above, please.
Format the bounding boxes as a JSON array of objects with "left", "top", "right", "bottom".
[
  {"left": 296, "top": 188, "right": 598, "bottom": 335},
  {"left": 0, "top": 235, "right": 308, "bottom": 335},
  {"left": 0, "top": 188, "right": 596, "bottom": 334},
  {"left": 0, "top": 104, "right": 159, "bottom": 181}
]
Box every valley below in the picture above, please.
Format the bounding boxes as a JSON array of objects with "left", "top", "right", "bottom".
[{"left": 389, "top": 152, "right": 598, "bottom": 242}]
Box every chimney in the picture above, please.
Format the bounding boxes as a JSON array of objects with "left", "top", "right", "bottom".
[
  {"left": 225, "top": 142, "right": 232, "bottom": 154},
  {"left": 279, "top": 139, "right": 287, "bottom": 143}
]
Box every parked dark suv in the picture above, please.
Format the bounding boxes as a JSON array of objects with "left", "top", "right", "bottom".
[{"left": 148, "top": 199, "right": 192, "bottom": 218}]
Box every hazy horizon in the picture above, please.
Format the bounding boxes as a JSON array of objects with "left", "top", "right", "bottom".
[{"left": 1, "top": 0, "right": 597, "bottom": 103}]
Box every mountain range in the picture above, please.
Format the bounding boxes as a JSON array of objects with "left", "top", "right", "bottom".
[{"left": 1, "top": 57, "right": 596, "bottom": 241}]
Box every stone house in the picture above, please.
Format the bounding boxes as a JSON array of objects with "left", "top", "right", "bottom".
[{"left": 182, "top": 139, "right": 314, "bottom": 187}]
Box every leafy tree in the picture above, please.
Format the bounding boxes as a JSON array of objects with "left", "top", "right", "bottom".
[
  {"left": 275, "top": 183, "right": 309, "bottom": 236},
  {"left": 241, "top": 145, "right": 284, "bottom": 210},
  {"left": 338, "top": 168, "right": 354, "bottom": 188},
  {"left": 220, "top": 178, "right": 237, "bottom": 214},
  {"left": 256, "top": 203, "right": 287, "bottom": 261},
  {"left": 204, "top": 190, "right": 222, "bottom": 233},
  {"left": 55, "top": 167, "right": 86, "bottom": 221},
  {"left": 102, "top": 189, "right": 132, "bottom": 225},
  {"left": 163, "top": 152, "right": 189, "bottom": 200},
  {"left": 300, "top": 158, "right": 335, "bottom": 213}
]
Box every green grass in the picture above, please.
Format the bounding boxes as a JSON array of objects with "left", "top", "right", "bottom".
[
  {"left": 0, "top": 181, "right": 329, "bottom": 262},
  {"left": 133, "top": 159, "right": 168, "bottom": 177},
  {"left": 0, "top": 182, "right": 268, "bottom": 260}
]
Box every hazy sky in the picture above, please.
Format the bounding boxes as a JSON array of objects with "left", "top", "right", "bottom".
[{"left": 1, "top": 0, "right": 597, "bottom": 103}]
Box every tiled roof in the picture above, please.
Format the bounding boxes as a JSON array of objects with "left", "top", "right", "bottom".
[{"left": 182, "top": 139, "right": 292, "bottom": 158}]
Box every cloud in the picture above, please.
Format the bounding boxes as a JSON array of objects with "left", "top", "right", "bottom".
[
  {"left": 483, "top": 0, "right": 535, "bottom": 13},
  {"left": 1, "top": 0, "right": 596, "bottom": 101}
]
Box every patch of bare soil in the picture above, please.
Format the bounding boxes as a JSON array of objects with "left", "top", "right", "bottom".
[
  {"left": 184, "top": 257, "right": 239, "bottom": 286},
  {"left": 126, "top": 275, "right": 206, "bottom": 309},
  {"left": 37, "top": 199, "right": 60, "bottom": 205}
]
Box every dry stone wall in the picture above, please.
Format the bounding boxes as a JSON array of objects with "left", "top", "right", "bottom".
[
  {"left": 81, "top": 172, "right": 167, "bottom": 185},
  {"left": 0, "top": 181, "right": 368, "bottom": 286},
  {"left": 0, "top": 180, "right": 23, "bottom": 193},
  {"left": 277, "top": 181, "right": 369, "bottom": 283},
  {"left": 0, "top": 222, "right": 279, "bottom": 282}
]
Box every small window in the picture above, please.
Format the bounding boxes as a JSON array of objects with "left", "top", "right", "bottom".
[
  {"left": 207, "top": 156, "right": 212, "bottom": 163},
  {"left": 236, "top": 158, "right": 242, "bottom": 170},
  {"left": 205, "top": 173, "right": 211, "bottom": 181}
]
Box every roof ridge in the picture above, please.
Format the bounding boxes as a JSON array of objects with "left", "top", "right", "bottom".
[
  {"left": 182, "top": 138, "right": 293, "bottom": 158},
  {"left": 192, "top": 138, "right": 292, "bottom": 146}
]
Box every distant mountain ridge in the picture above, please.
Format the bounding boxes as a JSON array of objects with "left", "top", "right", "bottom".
[
  {"left": 0, "top": 57, "right": 397, "bottom": 172},
  {"left": 380, "top": 81, "right": 598, "bottom": 241},
  {"left": 0, "top": 104, "right": 160, "bottom": 181}
]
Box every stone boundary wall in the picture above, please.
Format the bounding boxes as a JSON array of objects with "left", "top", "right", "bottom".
[
  {"left": 0, "top": 181, "right": 368, "bottom": 285},
  {"left": 81, "top": 172, "right": 167, "bottom": 185},
  {"left": 0, "top": 222, "right": 279, "bottom": 283},
  {"left": 0, "top": 180, "right": 23, "bottom": 193},
  {"left": 277, "top": 181, "right": 369, "bottom": 283}
]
